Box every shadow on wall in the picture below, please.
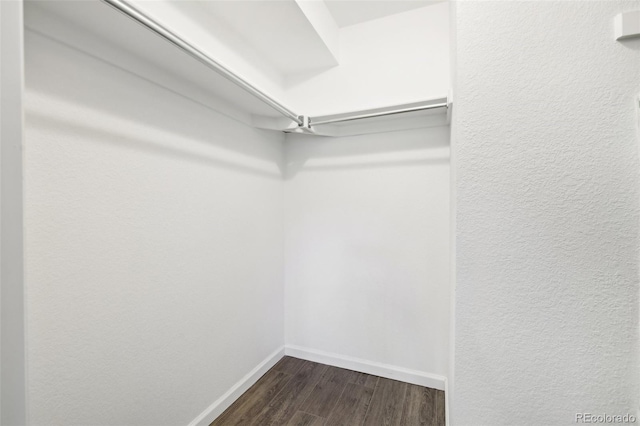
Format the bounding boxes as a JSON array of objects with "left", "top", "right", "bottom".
[
  {"left": 284, "top": 125, "right": 450, "bottom": 179},
  {"left": 618, "top": 38, "right": 640, "bottom": 138},
  {"left": 617, "top": 35, "right": 640, "bottom": 51},
  {"left": 25, "top": 29, "right": 286, "bottom": 177},
  {"left": 26, "top": 111, "right": 282, "bottom": 181}
]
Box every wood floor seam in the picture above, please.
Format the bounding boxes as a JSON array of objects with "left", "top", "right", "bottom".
[
  {"left": 323, "top": 380, "right": 349, "bottom": 422},
  {"left": 359, "top": 377, "right": 379, "bottom": 425}
]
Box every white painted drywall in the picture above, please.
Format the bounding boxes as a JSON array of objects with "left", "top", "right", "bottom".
[
  {"left": 451, "top": 1, "right": 640, "bottom": 424},
  {"left": 285, "top": 2, "right": 450, "bottom": 116},
  {"left": 1, "top": 1, "right": 27, "bottom": 424},
  {"left": 294, "top": 0, "right": 340, "bottom": 62},
  {"left": 324, "top": 0, "right": 442, "bottom": 28},
  {"left": 284, "top": 126, "right": 450, "bottom": 378},
  {"left": 23, "top": 17, "right": 285, "bottom": 426}
]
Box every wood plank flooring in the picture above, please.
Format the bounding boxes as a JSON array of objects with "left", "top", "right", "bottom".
[{"left": 211, "top": 356, "right": 445, "bottom": 426}]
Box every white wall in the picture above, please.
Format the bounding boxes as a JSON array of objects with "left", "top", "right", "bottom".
[
  {"left": 284, "top": 126, "right": 450, "bottom": 380},
  {"left": 1, "top": 1, "right": 27, "bottom": 424},
  {"left": 284, "top": 2, "right": 450, "bottom": 116},
  {"left": 451, "top": 1, "right": 640, "bottom": 424},
  {"left": 23, "top": 15, "right": 285, "bottom": 426}
]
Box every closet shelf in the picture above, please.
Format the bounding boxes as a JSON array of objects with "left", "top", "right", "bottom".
[
  {"left": 101, "top": 0, "right": 303, "bottom": 126},
  {"left": 39, "top": 0, "right": 450, "bottom": 136},
  {"left": 100, "top": 0, "right": 451, "bottom": 136}
]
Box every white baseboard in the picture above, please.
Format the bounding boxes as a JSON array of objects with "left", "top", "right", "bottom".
[
  {"left": 188, "top": 346, "right": 285, "bottom": 426},
  {"left": 284, "top": 345, "right": 446, "bottom": 391}
]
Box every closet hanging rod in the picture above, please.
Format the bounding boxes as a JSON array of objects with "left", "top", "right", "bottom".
[
  {"left": 100, "top": 0, "right": 304, "bottom": 126},
  {"left": 309, "top": 98, "right": 448, "bottom": 126}
]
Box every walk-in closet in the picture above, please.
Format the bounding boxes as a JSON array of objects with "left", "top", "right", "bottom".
[{"left": 2, "top": 1, "right": 639, "bottom": 425}]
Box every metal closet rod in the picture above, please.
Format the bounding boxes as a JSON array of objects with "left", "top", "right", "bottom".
[
  {"left": 309, "top": 100, "right": 449, "bottom": 126},
  {"left": 100, "top": 0, "right": 304, "bottom": 126}
]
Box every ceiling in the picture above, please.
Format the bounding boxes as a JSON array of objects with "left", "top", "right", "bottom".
[{"left": 324, "top": 0, "right": 444, "bottom": 28}]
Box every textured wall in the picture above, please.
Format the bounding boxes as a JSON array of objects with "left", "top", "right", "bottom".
[
  {"left": 284, "top": 126, "right": 450, "bottom": 377},
  {"left": 24, "top": 23, "right": 285, "bottom": 426},
  {"left": 452, "top": 1, "right": 640, "bottom": 424}
]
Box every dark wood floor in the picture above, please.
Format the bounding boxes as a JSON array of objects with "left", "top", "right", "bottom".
[{"left": 211, "top": 356, "right": 445, "bottom": 426}]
